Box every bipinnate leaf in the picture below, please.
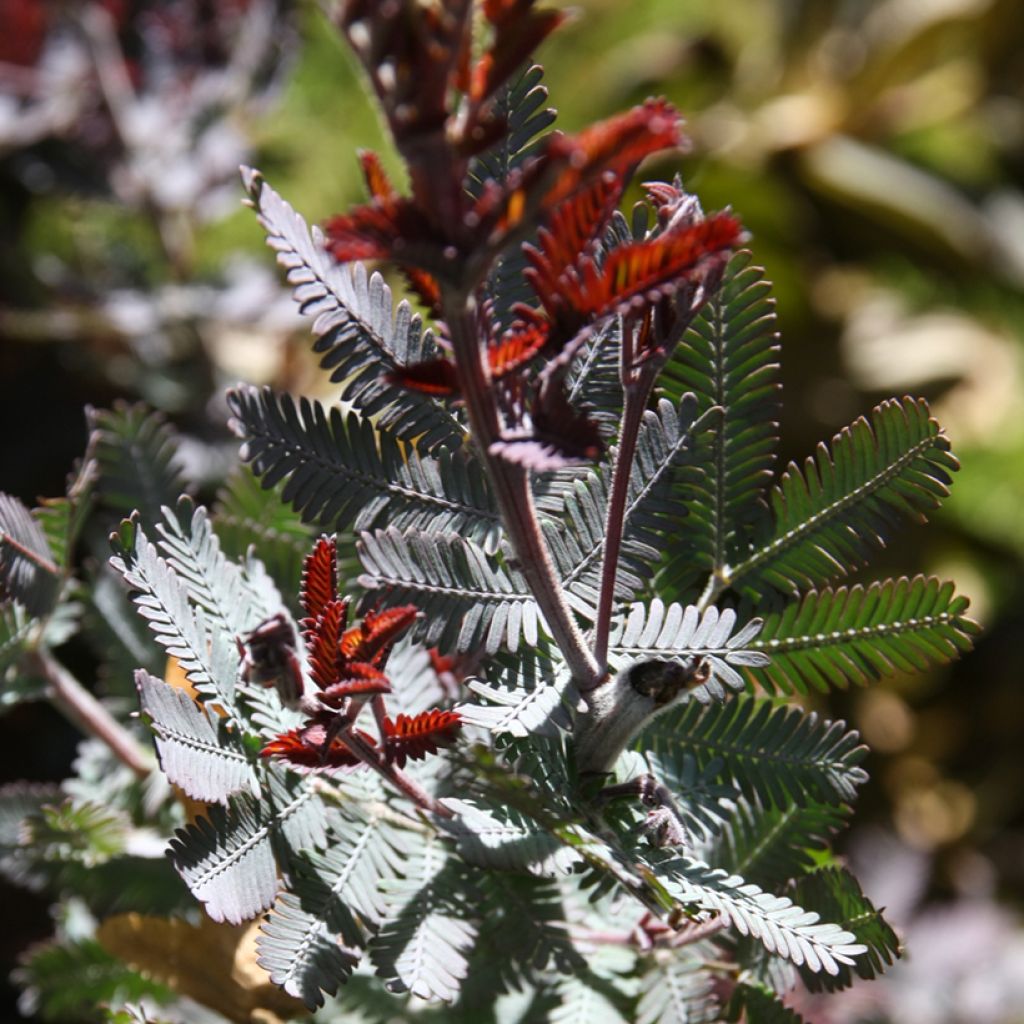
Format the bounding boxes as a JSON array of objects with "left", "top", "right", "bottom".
[
  {"left": 749, "top": 575, "right": 978, "bottom": 693},
  {"left": 726, "top": 984, "right": 807, "bottom": 1023},
  {"left": 658, "top": 251, "right": 781, "bottom": 598},
  {"left": 791, "top": 867, "right": 900, "bottom": 991},
  {"left": 658, "top": 857, "right": 867, "bottom": 974},
  {"left": 710, "top": 798, "right": 850, "bottom": 889},
  {"left": 256, "top": 801, "right": 415, "bottom": 1008},
  {"left": 135, "top": 670, "right": 259, "bottom": 804},
  {"left": 606, "top": 600, "right": 769, "bottom": 701},
  {"left": 213, "top": 464, "right": 318, "bottom": 596},
  {"left": 641, "top": 694, "right": 868, "bottom": 807},
  {"left": 636, "top": 954, "right": 717, "bottom": 1024},
  {"left": 0, "top": 493, "right": 59, "bottom": 617},
  {"left": 441, "top": 797, "right": 581, "bottom": 875},
  {"left": 357, "top": 525, "right": 543, "bottom": 654},
  {"left": 730, "top": 396, "right": 958, "bottom": 597},
  {"left": 0, "top": 601, "right": 33, "bottom": 679},
  {"left": 111, "top": 515, "right": 243, "bottom": 721},
  {"left": 241, "top": 168, "right": 464, "bottom": 450},
  {"left": 369, "top": 836, "right": 476, "bottom": 1002},
  {"left": 168, "top": 768, "right": 325, "bottom": 926},
  {"left": 86, "top": 402, "right": 188, "bottom": 530},
  {"left": 228, "top": 385, "right": 501, "bottom": 552}
]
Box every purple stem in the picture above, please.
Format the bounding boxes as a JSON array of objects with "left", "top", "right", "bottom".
[{"left": 443, "top": 294, "right": 602, "bottom": 689}]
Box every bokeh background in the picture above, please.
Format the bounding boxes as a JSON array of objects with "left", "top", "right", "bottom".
[{"left": 2, "top": 0, "right": 1024, "bottom": 1020}]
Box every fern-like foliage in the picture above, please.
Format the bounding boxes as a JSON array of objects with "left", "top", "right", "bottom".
[
  {"left": 111, "top": 513, "right": 245, "bottom": 721},
  {"left": 134, "top": 669, "right": 259, "bottom": 804},
  {"left": 242, "top": 169, "right": 465, "bottom": 450},
  {"left": 750, "top": 575, "right": 979, "bottom": 693},
  {"left": 605, "top": 600, "right": 769, "bottom": 699},
  {"left": 635, "top": 954, "right": 717, "bottom": 1024},
  {"left": 709, "top": 798, "right": 849, "bottom": 889},
  {"left": 791, "top": 867, "right": 900, "bottom": 992},
  {"left": 369, "top": 836, "right": 477, "bottom": 1002},
  {"left": 729, "top": 397, "right": 958, "bottom": 598},
  {"left": 228, "top": 385, "right": 502, "bottom": 553},
  {"left": 213, "top": 464, "right": 320, "bottom": 599},
  {"left": 641, "top": 694, "right": 868, "bottom": 807},
  {"left": 657, "top": 251, "right": 781, "bottom": 600},
  {"left": 0, "top": 493, "right": 59, "bottom": 617},
  {"left": 358, "top": 526, "right": 542, "bottom": 653},
  {"left": 85, "top": 403, "right": 188, "bottom": 530},
  {"left": 168, "top": 766, "right": 326, "bottom": 925},
  {"left": 658, "top": 857, "right": 866, "bottom": 975}
]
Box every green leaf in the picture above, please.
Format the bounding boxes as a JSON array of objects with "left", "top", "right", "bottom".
[
  {"left": 13, "top": 938, "right": 172, "bottom": 1024},
  {"left": 709, "top": 798, "right": 849, "bottom": 888},
  {"left": 636, "top": 954, "right": 717, "bottom": 1024},
  {"left": 791, "top": 867, "right": 901, "bottom": 992},
  {"left": 86, "top": 403, "right": 187, "bottom": 531},
  {"left": 725, "top": 983, "right": 807, "bottom": 1023},
  {"left": 213, "top": 464, "right": 319, "bottom": 598},
  {"left": 242, "top": 169, "right": 465, "bottom": 450},
  {"left": 658, "top": 251, "right": 781, "bottom": 600},
  {"left": 21, "top": 798, "right": 129, "bottom": 868},
  {"left": 441, "top": 797, "right": 581, "bottom": 875},
  {"left": 728, "top": 396, "right": 958, "bottom": 598},
  {"left": 228, "top": 386, "right": 502, "bottom": 553},
  {"left": 0, "top": 600, "right": 34, "bottom": 680},
  {"left": 640, "top": 694, "right": 868, "bottom": 807},
  {"left": 111, "top": 514, "right": 243, "bottom": 721},
  {"left": 606, "top": 600, "right": 769, "bottom": 700},
  {"left": 749, "top": 576, "right": 979, "bottom": 693}
]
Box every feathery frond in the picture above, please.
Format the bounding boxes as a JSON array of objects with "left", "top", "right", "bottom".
[
  {"left": 242, "top": 169, "right": 464, "bottom": 450},
  {"left": 606, "top": 601, "right": 768, "bottom": 700},
  {"left": 442, "top": 797, "right": 580, "bottom": 875},
  {"left": 709, "top": 799, "right": 849, "bottom": 888},
  {"left": 658, "top": 857, "right": 866, "bottom": 974},
  {"left": 228, "top": 386, "right": 501, "bottom": 553},
  {"left": 749, "top": 576, "right": 978, "bottom": 693},
  {"left": 641, "top": 694, "right": 868, "bottom": 807},
  {"left": 168, "top": 767, "right": 325, "bottom": 925},
  {"left": 0, "top": 493, "right": 59, "bottom": 617},
  {"left": 369, "top": 836, "right": 477, "bottom": 1002},
  {"left": 791, "top": 867, "right": 900, "bottom": 992},
  {"left": 657, "top": 252, "right": 780, "bottom": 599},
  {"left": 730, "top": 397, "right": 958, "bottom": 598},
  {"left": 110, "top": 516, "right": 243, "bottom": 721},
  {"left": 213, "top": 465, "right": 319, "bottom": 598},
  {"left": 358, "top": 526, "right": 542, "bottom": 654},
  {"left": 0, "top": 601, "right": 33, "bottom": 678},
  {"left": 636, "top": 954, "right": 717, "bottom": 1024},
  {"left": 134, "top": 670, "right": 258, "bottom": 804},
  {"left": 85, "top": 403, "right": 188, "bottom": 530}
]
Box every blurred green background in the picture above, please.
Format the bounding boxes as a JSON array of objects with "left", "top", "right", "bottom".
[{"left": 3, "top": 0, "right": 1024, "bottom": 1020}]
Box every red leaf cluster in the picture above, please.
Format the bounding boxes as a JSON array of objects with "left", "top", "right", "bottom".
[{"left": 261, "top": 536, "right": 462, "bottom": 778}]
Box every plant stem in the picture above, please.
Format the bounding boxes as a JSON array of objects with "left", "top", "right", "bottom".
[
  {"left": 443, "top": 294, "right": 602, "bottom": 689},
  {"left": 26, "top": 649, "right": 154, "bottom": 779},
  {"left": 341, "top": 726, "right": 452, "bottom": 818},
  {"left": 590, "top": 355, "right": 657, "bottom": 673}
]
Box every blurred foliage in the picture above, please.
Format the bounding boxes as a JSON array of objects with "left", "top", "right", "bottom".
[{"left": 3, "top": 0, "right": 1024, "bottom": 1021}]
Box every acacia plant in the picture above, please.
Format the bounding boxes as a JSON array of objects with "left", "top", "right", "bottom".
[{"left": 0, "top": 1, "right": 980, "bottom": 1020}]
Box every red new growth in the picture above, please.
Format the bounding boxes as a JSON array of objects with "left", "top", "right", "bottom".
[
  {"left": 261, "top": 536, "right": 461, "bottom": 786},
  {"left": 383, "top": 710, "right": 463, "bottom": 768}
]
